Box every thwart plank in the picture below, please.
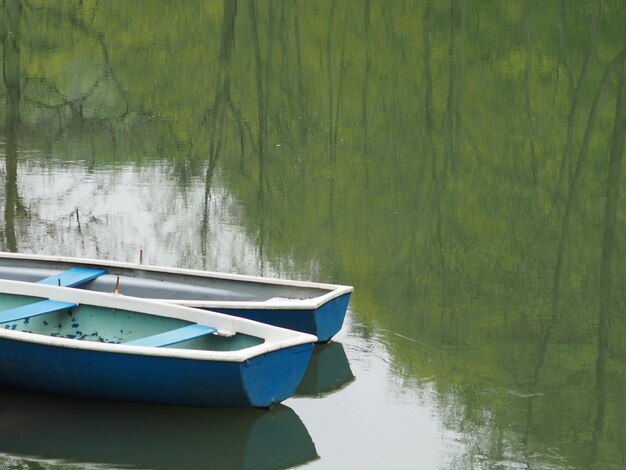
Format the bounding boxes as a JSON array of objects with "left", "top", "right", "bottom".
[
  {"left": 38, "top": 267, "right": 107, "bottom": 287},
  {"left": 0, "top": 300, "right": 77, "bottom": 323},
  {"left": 126, "top": 324, "right": 217, "bottom": 347}
]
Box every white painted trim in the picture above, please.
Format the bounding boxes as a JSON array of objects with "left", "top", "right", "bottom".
[{"left": 0, "top": 280, "right": 317, "bottom": 363}]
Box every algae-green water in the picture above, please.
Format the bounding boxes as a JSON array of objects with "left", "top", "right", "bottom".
[{"left": 1, "top": 1, "right": 625, "bottom": 468}]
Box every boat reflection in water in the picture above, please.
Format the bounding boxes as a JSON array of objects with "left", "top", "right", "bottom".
[
  {"left": 295, "top": 342, "right": 355, "bottom": 397},
  {"left": 0, "top": 386, "right": 318, "bottom": 469}
]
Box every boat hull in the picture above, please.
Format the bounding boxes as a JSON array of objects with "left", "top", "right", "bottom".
[
  {"left": 212, "top": 292, "right": 351, "bottom": 343},
  {"left": 0, "top": 335, "right": 313, "bottom": 408}
]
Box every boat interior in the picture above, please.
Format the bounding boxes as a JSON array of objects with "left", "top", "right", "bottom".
[
  {"left": 0, "top": 261, "right": 333, "bottom": 302},
  {"left": 0, "top": 291, "right": 264, "bottom": 351}
]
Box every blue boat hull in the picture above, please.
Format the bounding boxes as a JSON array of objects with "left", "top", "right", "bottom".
[
  {"left": 0, "top": 337, "right": 313, "bottom": 408},
  {"left": 212, "top": 292, "right": 351, "bottom": 343}
]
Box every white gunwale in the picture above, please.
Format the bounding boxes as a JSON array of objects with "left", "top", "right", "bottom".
[{"left": 0, "top": 279, "right": 317, "bottom": 363}]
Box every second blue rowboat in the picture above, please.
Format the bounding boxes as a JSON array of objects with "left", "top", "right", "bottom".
[
  {"left": 0, "top": 252, "right": 352, "bottom": 342},
  {"left": 0, "top": 279, "right": 316, "bottom": 408}
]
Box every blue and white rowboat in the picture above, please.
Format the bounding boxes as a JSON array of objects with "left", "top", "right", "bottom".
[
  {"left": 0, "top": 279, "right": 316, "bottom": 408},
  {"left": 0, "top": 252, "right": 352, "bottom": 342}
]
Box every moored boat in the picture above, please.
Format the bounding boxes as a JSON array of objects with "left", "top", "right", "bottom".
[
  {"left": 0, "top": 279, "right": 316, "bottom": 408},
  {"left": 0, "top": 252, "right": 352, "bottom": 342}
]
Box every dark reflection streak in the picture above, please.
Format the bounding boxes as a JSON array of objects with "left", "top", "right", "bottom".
[
  {"left": 446, "top": 0, "right": 465, "bottom": 178},
  {"left": 423, "top": 1, "right": 434, "bottom": 182},
  {"left": 361, "top": 0, "right": 370, "bottom": 159},
  {"left": 265, "top": 1, "right": 274, "bottom": 133},
  {"left": 422, "top": 1, "right": 437, "bottom": 278},
  {"left": 201, "top": 0, "right": 238, "bottom": 267},
  {"left": 333, "top": 4, "right": 347, "bottom": 165},
  {"left": 293, "top": 0, "right": 309, "bottom": 225},
  {"left": 552, "top": 56, "right": 618, "bottom": 319},
  {"left": 422, "top": 1, "right": 441, "bottom": 286},
  {"left": 523, "top": 54, "right": 619, "bottom": 465},
  {"left": 408, "top": 2, "right": 434, "bottom": 331},
  {"left": 592, "top": 41, "right": 626, "bottom": 468},
  {"left": 326, "top": 0, "right": 337, "bottom": 164},
  {"left": 247, "top": 0, "right": 265, "bottom": 187},
  {"left": 521, "top": 7, "right": 535, "bottom": 458},
  {"left": 247, "top": 0, "right": 266, "bottom": 272},
  {"left": 293, "top": 0, "right": 305, "bottom": 134},
  {"left": 437, "top": 0, "right": 465, "bottom": 339},
  {"left": 228, "top": 100, "right": 247, "bottom": 174},
  {"left": 556, "top": 0, "right": 575, "bottom": 185},
  {"left": 361, "top": 0, "right": 374, "bottom": 224},
  {"left": 2, "top": 0, "right": 21, "bottom": 253},
  {"left": 279, "top": 1, "right": 289, "bottom": 130},
  {"left": 326, "top": 0, "right": 337, "bottom": 163},
  {"left": 453, "top": 0, "right": 465, "bottom": 177},
  {"left": 525, "top": 3, "right": 600, "bottom": 252},
  {"left": 557, "top": 0, "right": 575, "bottom": 92},
  {"left": 443, "top": 0, "right": 465, "bottom": 289},
  {"left": 329, "top": 3, "right": 348, "bottom": 276},
  {"left": 431, "top": 0, "right": 464, "bottom": 341},
  {"left": 219, "top": 3, "right": 249, "bottom": 176},
  {"left": 557, "top": 0, "right": 584, "bottom": 187},
  {"left": 564, "top": 2, "right": 599, "bottom": 184},
  {"left": 524, "top": 0, "right": 537, "bottom": 186},
  {"left": 531, "top": 54, "right": 621, "bottom": 414}
]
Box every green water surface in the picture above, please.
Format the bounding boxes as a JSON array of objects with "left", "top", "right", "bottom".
[{"left": 1, "top": 1, "right": 625, "bottom": 469}]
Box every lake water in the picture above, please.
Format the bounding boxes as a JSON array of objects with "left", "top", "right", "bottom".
[{"left": 1, "top": 1, "right": 626, "bottom": 469}]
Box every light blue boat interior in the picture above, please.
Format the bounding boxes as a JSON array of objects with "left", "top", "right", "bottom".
[{"left": 0, "top": 293, "right": 263, "bottom": 351}]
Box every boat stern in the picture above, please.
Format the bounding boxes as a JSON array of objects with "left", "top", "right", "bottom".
[
  {"left": 241, "top": 343, "right": 314, "bottom": 408},
  {"left": 314, "top": 292, "right": 351, "bottom": 342}
]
